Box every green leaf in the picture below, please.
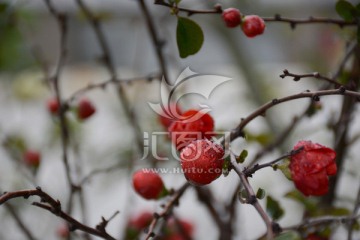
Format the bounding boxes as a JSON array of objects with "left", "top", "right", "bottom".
[
  {"left": 236, "top": 149, "right": 248, "bottom": 163},
  {"left": 245, "top": 131, "right": 273, "bottom": 146},
  {"left": 168, "top": 0, "right": 182, "bottom": 4},
  {"left": 222, "top": 156, "right": 231, "bottom": 177},
  {"left": 285, "top": 190, "right": 317, "bottom": 212},
  {"left": 176, "top": 17, "right": 204, "bottom": 58},
  {"left": 276, "top": 159, "right": 292, "bottom": 180},
  {"left": 158, "top": 186, "right": 170, "bottom": 199},
  {"left": 256, "top": 188, "right": 266, "bottom": 199},
  {"left": 274, "top": 231, "right": 301, "bottom": 240},
  {"left": 336, "top": 0, "right": 356, "bottom": 21},
  {"left": 266, "top": 196, "right": 284, "bottom": 221}
]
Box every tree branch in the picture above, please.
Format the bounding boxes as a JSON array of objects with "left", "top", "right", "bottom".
[
  {"left": 0, "top": 188, "right": 117, "bottom": 240},
  {"left": 145, "top": 182, "right": 190, "bottom": 239}
]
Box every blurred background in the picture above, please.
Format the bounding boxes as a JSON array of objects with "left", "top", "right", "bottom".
[{"left": 0, "top": 0, "right": 360, "bottom": 239}]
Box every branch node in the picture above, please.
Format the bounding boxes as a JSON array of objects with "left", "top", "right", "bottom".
[
  {"left": 272, "top": 222, "right": 282, "bottom": 234},
  {"left": 213, "top": 3, "right": 223, "bottom": 13}
]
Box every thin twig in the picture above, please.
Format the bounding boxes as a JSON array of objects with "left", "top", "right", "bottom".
[
  {"left": 263, "top": 15, "right": 357, "bottom": 28},
  {"left": 280, "top": 69, "right": 342, "bottom": 87},
  {"left": 230, "top": 152, "right": 278, "bottom": 240},
  {"left": 80, "top": 162, "right": 125, "bottom": 185},
  {"left": 195, "top": 187, "right": 229, "bottom": 239},
  {"left": 228, "top": 87, "right": 360, "bottom": 144},
  {"left": 145, "top": 182, "right": 190, "bottom": 239},
  {"left": 43, "top": 0, "right": 75, "bottom": 213},
  {"left": 154, "top": 0, "right": 222, "bottom": 16},
  {"left": 66, "top": 73, "right": 161, "bottom": 104},
  {"left": 347, "top": 182, "right": 360, "bottom": 240},
  {"left": 283, "top": 214, "right": 360, "bottom": 232},
  {"left": 0, "top": 188, "right": 117, "bottom": 240},
  {"left": 154, "top": 1, "right": 357, "bottom": 28},
  {"left": 75, "top": 0, "right": 144, "bottom": 156},
  {"left": 243, "top": 147, "right": 304, "bottom": 178},
  {"left": 138, "top": 0, "right": 171, "bottom": 86},
  {"left": 4, "top": 203, "right": 36, "bottom": 240}
]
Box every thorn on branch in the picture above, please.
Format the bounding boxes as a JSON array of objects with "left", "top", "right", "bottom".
[{"left": 272, "top": 98, "right": 279, "bottom": 104}]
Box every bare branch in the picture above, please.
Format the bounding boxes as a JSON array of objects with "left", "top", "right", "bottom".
[
  {"left": 145, "top": 182, "right": 190, "bottom": 239},
  {"left": 0, "top": 188, "right": 117, "bottom": 240},
  {"left": 280, "top": 69, "right": 342, "bottom": 87}
]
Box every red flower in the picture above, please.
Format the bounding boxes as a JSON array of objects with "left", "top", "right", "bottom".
[
  {"left": 169, "top": 109, "right": 214, "bottom": 151},
  {"left": 47, "top": 98, "right": 60, "bottom": 115},
  {"left": 132, "top": 169, "right": 165, "bottom": 200},
  {"left": 222, "top": 8, "right": 242, "bottom": 28},
  {"left": 180, "top": 139, "right": 224, "bottom": 186},
  {"left": 241, "top": 15, "right": 265, "bottom": 38},
  {"left": 289, "top": 141, "right": 337, "bottom": 196},
  {"left": 127, "top": 212, "right": 153, "bottom": 230},
  {"left": 77, "top": 98, "right": 96, "bottom": 120},
  {"left": 24, "top": 150, "right": 41, "bottom": 168},
  {"left": 159, "top": 103, "right": 182, "bottom": 129}
]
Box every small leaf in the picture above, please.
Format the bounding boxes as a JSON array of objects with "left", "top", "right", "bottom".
[
  {"left": 274, "top": 231, "right": 301, "bottom": 240},
  {"left": 236, "top": 149, "right": 248, "bottom": 163},
  {"left": 176, "top": 17, "right": 204, "bottom": 58},
  {"left": 276, "top": 159, "right": 292, "bottom": 180},
  {"left": 266, "top": 195, "right": 284, "bottom": 221},
  {"left": 336, "top": 0, "right": 356, "bottom": 21},
  {"left": 222, "top": 156, "right": 231, "bottom": 177},
  {"left": 158, "top": 186, "right": 170, "bottom": 199},
  {"left": 245, "top": 131, "right": 273, "bottom": 146},
  {"left": 256, "top": 188, "right": 266, "bottom": 199}
]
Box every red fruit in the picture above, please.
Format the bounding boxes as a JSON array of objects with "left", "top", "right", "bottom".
[
  {"left": 306, "top": 233, "right": 328, "bottom": 240},
  {"left": 24, "top": 150, "right": 41, "bottom": 167},
  {"left": 77, "top": 98, "right": 96, "bottom": 120},
  {"left": 180, "top": 139, "right": 224, "bottom": 186},
  {"left": 132, "top": 169, "right": 165, "bottom": 200},
  {"left": 289, "top": 141, "right": 337, "bottom": 196},
  {"left": 222, "top": 8, "right": 242, "bottom": 28},
  {"left": 165, "top": 234, "right": 187, "bottom": 240},
  {"left": 167, "top": 218, "right": 194, "bottom": 237},
  {"left": 47, "top": 98, "right": 60, "bottom": 115},
  {"left": 169, "top": 109, "right": 214, "bottom": 151},
  {"left": 127, "top": 212, "right": 153, "bottom": 230},
  {"left": 56, "top": 223, "right": 69, "bottom": 238},
  {"left": 159, "top": 103, "right": 182, "bottom": 129},
  {"left": 241, "top": 15, "right": 265, "bottom": 38}
]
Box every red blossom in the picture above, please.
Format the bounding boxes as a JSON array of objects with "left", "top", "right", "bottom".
[
  {"left": 180, "top": 139, "right": 224, "bottom": 186},
  {"left": 132, "top": 169, "right": 165, "bottom": 200},
  {"left": 127, "top": 211, "right": 153, "bottom": 230},
  {"left": 289, "top": 141, "right": 337, "bottom": 196},
  {"left": 241, "top": 15, "right": 265, "bottom": 38},
  {"left": 169, "top": 109, "right": 214, "bottom": 151},
  {"left": 222, "top": 8, "right": 242, "bottom": 28}
]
